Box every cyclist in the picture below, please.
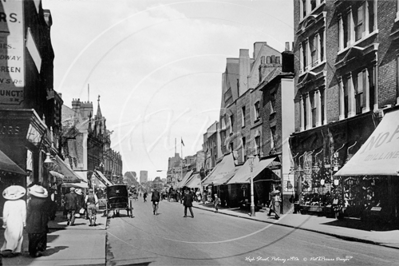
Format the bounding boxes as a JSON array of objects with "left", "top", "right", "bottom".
[{"left": 151, "top": 189, "right": 160, "bottom": 215}]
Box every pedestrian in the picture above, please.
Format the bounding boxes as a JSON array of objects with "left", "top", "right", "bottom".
[
  {"left": 1, "top": 185, "right": 26, "bottom": 257},
  {"left": 182, "top": 187, "right": 194, "bottom": 218},
  {"left": 64, "top": 187, "right": 78, "bottom": 226},
  {"left": 75, "top": 189, "right": 85, "bottom": 219},
  {"left": 268, "top": 190, "right": 281, "bottom": 219},
  {"left": 85, "top": 188, "right": 99, "bottom": 226},
  {"left": 26, "top": 184, "right": 49, "bottom": 257},
  {"left": 143, "top": 191, "right": 148, "bottom": 202},
  {"left": 214, "top": 194, "right": 220, "bottom": 213},
  {"left": 151, "top": 189, "right": 160, "bottom": 215}
]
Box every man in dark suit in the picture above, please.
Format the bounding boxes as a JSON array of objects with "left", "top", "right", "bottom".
[
  {"left": 64, "top": 187, "right": 78, "bottom": 226},
  {"left": 183, "top": 187, "right": 194, "bottom": 218}
]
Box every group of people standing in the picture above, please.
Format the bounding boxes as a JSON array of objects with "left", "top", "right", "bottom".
[
  {"left": 63, "top": 187, "right": 99, "bottom": 227},
  {"left": 1, "top": 184, "right": 50, "bottom": 258}
]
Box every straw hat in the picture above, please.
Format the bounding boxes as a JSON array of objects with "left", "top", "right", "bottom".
[
  {"left": 75, "top": 189, "right": 82, "bottom": 195},
  {"left": 70, "top": 187, "right": 75, "bottom": 192},
  {"left": 28, "top": 185, "right": 48, "bottom": 198},
  {"left": 2, "top": 185, "right": 26, "bottom": 200},
  {"left": 270, "top": 189, "right": 280, "bottom": 195}
]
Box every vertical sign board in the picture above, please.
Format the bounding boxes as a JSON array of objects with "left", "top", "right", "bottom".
[{"left": 0, "top": 0, "right": 24, "bottom": 105}]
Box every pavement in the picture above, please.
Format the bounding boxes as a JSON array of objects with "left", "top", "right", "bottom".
[
  {"left": 192, "top": 201, "right": 399, "bottom": 249},
  {"left": 1, "top": 210, "right": 108, "bottom": 266}
]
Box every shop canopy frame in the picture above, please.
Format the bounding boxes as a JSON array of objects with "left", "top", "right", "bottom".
[
  {"left": 176, "top": 170, "right": 193, "bottom": 189},
  {"left": 202, "top": 153, "right": 236, "bottom": 186},
  {"left": 227, "top": 156, "right": 280, "bottom": 184},
  {"left": 185, "top": 173, "right": 202, "bottom": 189},
  {"left": 334, "top": 110, "right": 399, "bottom": 176},
  {"left": 53, "top": 156, "right": 85, "bottom": 183}
]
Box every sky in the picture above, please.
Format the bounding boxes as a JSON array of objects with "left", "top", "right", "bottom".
[{"left": 42, "top": 0, "right": 293, "bottom": 180}]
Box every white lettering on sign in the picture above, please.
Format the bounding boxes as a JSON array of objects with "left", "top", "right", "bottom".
[{"left": 0, "top": 0, "right": 24, "bottom": 106}]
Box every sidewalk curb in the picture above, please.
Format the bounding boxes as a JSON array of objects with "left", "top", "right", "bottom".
[{"left": 192, "top": 204, "right": 399, "bottom": 250}]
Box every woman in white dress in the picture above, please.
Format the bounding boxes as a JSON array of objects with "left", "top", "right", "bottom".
[{"left": 1, "top": 185, "right": 26, "bottom": 257}]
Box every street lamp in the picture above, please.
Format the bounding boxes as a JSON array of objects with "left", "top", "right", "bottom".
[{"left": 248, "top": 155, "right": 255, "bottom": 217}]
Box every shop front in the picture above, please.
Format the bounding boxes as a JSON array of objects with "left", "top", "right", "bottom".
[
  {"left": 226, "top": 156, "right": 280, "bottom": 210},
  {"left": 290, "top": 112, "right": 376, "bottom": 218},
  {"left": 334, "top": 109, "right": 399, "bottom": 223},
  {"left": 0, "top": 109, "right": 47, "bottom": 214}
]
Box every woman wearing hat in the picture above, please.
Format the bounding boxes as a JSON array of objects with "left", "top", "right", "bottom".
[
  {"left": 26, "top": 184, "right": 49, "bottom": 257},
  {"left": 1, "top": 185, "right": 26, "bottom": 257}
]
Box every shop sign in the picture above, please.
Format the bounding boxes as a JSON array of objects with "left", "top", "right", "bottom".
[{"left": 0, "top": 0, "right": 25, "bottom": 105}]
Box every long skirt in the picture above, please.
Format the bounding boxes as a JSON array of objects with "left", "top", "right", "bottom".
[{"left": 28, "top": 233, "right": 47, "bottom": 256}]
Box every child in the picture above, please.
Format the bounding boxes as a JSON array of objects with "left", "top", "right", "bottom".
[{"left": 214, "top": 194, "right": 220, "bottom": 213}]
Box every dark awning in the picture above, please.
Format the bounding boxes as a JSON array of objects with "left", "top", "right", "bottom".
[{"left": 0, "top": 149, "right": 26, "bottom": 175}]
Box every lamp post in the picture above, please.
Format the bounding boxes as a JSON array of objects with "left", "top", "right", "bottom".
[{"left": 248, "top": 155, "right": 255, "bottom": 217}]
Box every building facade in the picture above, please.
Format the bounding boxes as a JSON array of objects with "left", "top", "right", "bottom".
[{"left": 291, "top": 0, "right": 399, "bottom": 220}]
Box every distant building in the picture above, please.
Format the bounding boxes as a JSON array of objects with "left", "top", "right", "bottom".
[{"left": 140, "top": 170, "right": 148, "bottom": 184}]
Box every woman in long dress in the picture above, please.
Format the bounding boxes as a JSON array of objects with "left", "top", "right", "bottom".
[
  {"left": 26, "top": 184, "right": 49, "bottom": 257},
  {"left": 1, "top": 185, "right": 26, "bottom": 257}
]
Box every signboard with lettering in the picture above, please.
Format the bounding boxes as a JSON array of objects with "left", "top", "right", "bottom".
[
  {"left": 335, "top": 110, "right": 399, "bottom": 176},
  {"left": 0, "top": 0, "right": 24, "bottom": 105}
]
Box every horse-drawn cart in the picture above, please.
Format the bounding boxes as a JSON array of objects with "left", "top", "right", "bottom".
[{"left": 107, "top": 184, "right": 133, "bottom": 218}]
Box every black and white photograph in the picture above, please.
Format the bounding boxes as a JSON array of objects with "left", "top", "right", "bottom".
[{"left": 0, "top": 0, "right": 398, "bottom": 265}]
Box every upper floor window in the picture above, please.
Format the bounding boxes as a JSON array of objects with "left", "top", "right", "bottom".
[
  {"left": 241, "top": 137, "right": 246, "bottom": 162},
  {"left": 254, "top": 101, "right": 260, "bottom": 121},
  {"left": 255, "top": 136, "right": 261, "bottom": 155},
  {"left": 300, "top": 29, "right": 325, "bottom": 73},
  {"left": 270, "top": 92, "right": 277, "bottom": 113},
  {"left": 270, "top": 126, "right": 276, "bottom": 149},
  {"left": 229, "top": 115, "right": 234, "bottom": 134},
  {"left": 310, "top": 93, "right": 316, "bottom": 127},
  {"left": 339, "top": 1, "right": 375, "bottom": 51},
  {"left": 241, "top": 106, "right": 246, "bottom": 127}
]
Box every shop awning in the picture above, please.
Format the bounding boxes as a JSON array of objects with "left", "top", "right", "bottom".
[
  {"left": 54, "top": 156, "right": 83, "bottom": 183},
  {"left": 227, "top": 156, "right": 279, "bottom": 184},
  {"left": 335, "top": 110, "right": 399, "bottom": 176},
  {"left": 212, "top": 168, "right": 238, "bottom": 185},
  {"left": 94, "top": 170, "right": 113, "bottom": 186},
  {"left": 176, "top": 170, "right": 193, "bottom": 188},
  {"left": 62, "top": 182, "right": 89, "bottom": 189},
  {"left": 0, "top": 149, "right": 26, "bottom": 175},
  {"left": 202, "top": 153, "right": 236, "bottom": 186},
  {"left": 185, "top": 173, "right": 202, "bottom": 188}
]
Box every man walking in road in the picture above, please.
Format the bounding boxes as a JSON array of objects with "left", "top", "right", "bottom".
[
  {"left": 151, "top": 189, "right": 160, "bottom": 215},
  {"left": 183, "top": 187, "right": 194, "bottom": 218},
  {"left": 64, "top": 187, "right": 78, "bottom": 226}
]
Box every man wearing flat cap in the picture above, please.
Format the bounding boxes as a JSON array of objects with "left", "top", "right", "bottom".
[{"left": 64, "top": 187, "right": 78, "bottom": 226}]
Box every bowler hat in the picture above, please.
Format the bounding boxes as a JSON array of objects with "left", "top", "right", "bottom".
[{"left": 2, "top": 185, "right": 26, "bottom": 200}]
